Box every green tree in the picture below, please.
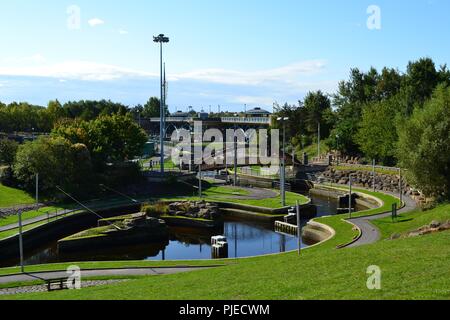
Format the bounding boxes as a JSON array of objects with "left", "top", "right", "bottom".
[
  {"left": 142, "top": 97, "right": 163, "bottom": 118},
  {"left": 355, "top": 97, "right": 400, "bottom": 165},
  {"left": 13, "top": 137, "right": 94, "bottom": 196},
  {"left": 397, "top": 84, "right": 450, "bottom": 199},
  {"left": 303, "top": 90, "right": 334, "bottom": 138},
  {"left": 53, "top": 114, "right": 148, "bottom": 168},
  {"left": 0, "top": 138, "right": 19, "bottom": 167}
]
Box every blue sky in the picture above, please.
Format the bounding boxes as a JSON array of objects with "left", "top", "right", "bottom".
[{"left": 0, "top": 0, "right": 449, "bottom": 112}]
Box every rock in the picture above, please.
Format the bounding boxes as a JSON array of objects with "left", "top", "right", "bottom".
[
  {"left": 390, "top": 233, "right": 401, "bottom": 240},
  {"left": 430, "top": 220, "right": 441, "bottom": 228}
]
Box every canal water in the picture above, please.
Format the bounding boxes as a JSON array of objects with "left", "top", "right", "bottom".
[{"left": 1, "top": 194, "right": 341, "bottom": 267}]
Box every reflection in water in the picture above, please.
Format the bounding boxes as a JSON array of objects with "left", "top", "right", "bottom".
[{"left": 2, "top": 194, "right": 342, "bottom": 267}]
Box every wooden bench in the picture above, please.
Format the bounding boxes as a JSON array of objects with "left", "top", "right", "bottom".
[{"left": 46, "top": 278, "right": 69, "bottom": 292}]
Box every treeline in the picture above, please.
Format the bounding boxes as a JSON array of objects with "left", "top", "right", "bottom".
[
  {"left": 0, "top": 113, "right": 148, "bottom": 198},
  {"left": 275, "top": 57, "right": 450, "bottom": 198},
  {"left": 0, "top": 98, "right": 163, "bottom": 133}
]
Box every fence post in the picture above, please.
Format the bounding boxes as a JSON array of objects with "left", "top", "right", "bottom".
[{"left": 296, "top": 200, "right": 302, "bottom": 255}]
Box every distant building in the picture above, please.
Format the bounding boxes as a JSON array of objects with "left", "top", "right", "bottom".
[
  {"left": 245, "top": 107, "right": 272, "bottom": 118},
  {"left": 172, "top": 110, "right": 191, "bottom": 118}
]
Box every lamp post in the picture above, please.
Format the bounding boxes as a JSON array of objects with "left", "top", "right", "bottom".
[
  {"left": 153, "top": 34, "right": 170, "bottom": 174},
  {"left": 18, "top": 208, "right": 24, "bottom": 273},
  {"left": 335, "top": 134, "right": 340, "bottom": 165},
  {"left": 233, "top": 114, "right": 238, "bottom": 187},
  {"left": 348, "top": 173, "right": 357, "bottom": 219},
  {"left": 277, "top": 117, "right": 289, "bottom": 206}
]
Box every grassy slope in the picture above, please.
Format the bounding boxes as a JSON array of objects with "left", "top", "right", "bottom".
[
  {"left": 0, "top": 184, "right": 35, "bottom": 208},
  {"left": 2, "top": 197, "right": 449, "bottom": 299},
  {"left": 373, "top": 203, "right": 450, "bottom": 239},
  {"left": 4, "top": 230, "right": 449, "bottom": 300}
]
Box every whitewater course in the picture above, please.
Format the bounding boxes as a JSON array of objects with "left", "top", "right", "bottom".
[{"left": 0, "top": 180, "right": 405, "bottom": 265}]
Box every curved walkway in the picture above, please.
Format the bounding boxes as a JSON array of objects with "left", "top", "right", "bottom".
[
  {"left": 345, "top": 190, "right": 417, "bottom": 248},
  {"left": 0, "top": 208, "right": 77, "bottom": 233},
  {"left": 216, "top": 186, "right": 278, "bottom": 200},
  {"left": 0, "top": 266, "right": 220, "bottom": 285}
]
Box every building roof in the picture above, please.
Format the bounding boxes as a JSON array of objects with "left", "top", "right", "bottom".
[
  {"left": 173, "top": 111, "right": 191, "bottom": 117},
  {"left": 245, "top": 107, "right": 272, "bottom": 115}
]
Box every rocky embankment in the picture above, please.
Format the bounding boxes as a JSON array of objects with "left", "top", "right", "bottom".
[
  {"left": 319, "top": 169, "right": 420, "bottom": 196},
  {"left": 167, "top": 201, "right": 221, "bottom": 220},
  {"left": 390, "top": 220, "right": 450, "bottom": 240}
]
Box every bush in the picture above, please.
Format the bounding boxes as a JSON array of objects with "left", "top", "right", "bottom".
[{"left": 143, "top": 202, "right": 169, "bottom": 218}]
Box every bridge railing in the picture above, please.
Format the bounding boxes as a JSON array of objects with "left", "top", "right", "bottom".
[{"left": 220, "top": 117, "right": 271, "bottom": 125}]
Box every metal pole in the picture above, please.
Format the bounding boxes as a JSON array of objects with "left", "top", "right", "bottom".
[
  {"left": 159, "top": 42, "right": 165, "bottom": 174},
  {"left": 372, "top": 159, "right": 376, "bottom": 192},
  {"left": 281, "top": 121, "right": 286, "bottom": 206},
  {"left": 35, "top": 173, "right": 39, "bottom": 204},
  {"left": 317, "top": 122, "right": 321, "bottom": 159},
  {"left": 399, "top": 168, "right": 403, "bottom": 205},
  {"left": 234, "top": 122, "right": 237, "bottom": 187},
  {"left": 296, "top": 200, "right": 301, "bottom": 255},
  {"left": 349, "top": 177, "right": 352, "bottom": 219},
  {"left": 199, "top": 164, "right": 202, "bottom": 198},
  {"left": 18, "top": 209, "right": 24, "bottom": 273}
]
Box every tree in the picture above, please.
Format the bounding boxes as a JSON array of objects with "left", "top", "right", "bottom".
[
  {"left": 303, "top": 90, "right": 333, "bottom": 138},
  {"left": 404, "top": 58, "right": 439, "bottom": 108},
  {"left": 355, "top": 97, "right": 400, "bottom": 165},
  {"left": 142, "top": 97, "right": 163, "bottom": 118},
  {"left": 397, "top": 84, "right": 450, "bottom": 199},
  {"left": 14, "top": 137, "right": 86, "bottom": 195},
  {"left": 0, "top": 138, "right": 18, "bottom": 167},
  {"left": 52, "top": 114, "right": 148, "bottom": 168}
]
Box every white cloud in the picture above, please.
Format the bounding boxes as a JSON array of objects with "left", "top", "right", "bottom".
[
  {"left": 118, "top": 29, "right": 128, "bottom": 35},
  {"left": 2, "top": 54, "right": 46, "bottom": 64},
  {"left": 0, "top": 61, "right": 157, "bottom": 81},
  {"left": 171, "top": 60, "right": 326, "bottom": 86},
  {"left": 88, "top": 18, "right": 105, "bottom": 27},
  {"left": 233, "top": 96, "right": 276, "bottom": 106}
]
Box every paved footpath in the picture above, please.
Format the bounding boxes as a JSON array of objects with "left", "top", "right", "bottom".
[
  {"left": 0, "top": 266, "right": 219, "bottom": 285},
  {"left": 0, "top": 208, "right": 77, "bottom": 233},
  {"left": 345, "top": 190, "right": 417, "bottom": 248}
]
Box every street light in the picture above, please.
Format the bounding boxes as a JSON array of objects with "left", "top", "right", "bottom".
[
  {"left": 17, "top": 207, "right": 24, "bottom": 273},
  {"left": 335, "top": 134, "right": 340, "bottom": 165},
  {"left": 153, "top": 34, "right": 170, "bottom": 174},
  {"left": 277, "top": 117, "right": 289, "bottom": 206},
  {"left": 233, "top": 114, "right": 239, "bottom": 187},
  {"left": 348, "top": 173, "right": 358, "bottom": 219}
]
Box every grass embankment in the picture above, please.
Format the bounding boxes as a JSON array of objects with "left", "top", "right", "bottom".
[
  {"left": 312, "top": 186, "right": 402, "bottom": 249},
  {"left": 297, "top": 140, "right": 330, "bottom": 161},
  {"left": 0, "top": 184, "right": 35, "bottom": 208},
  {"left": 373, "top": 203, "right": 450, "bottom": 239},
  {"left": 2, "top": 195, "right": 449, "bottom": 299},
  {"left": 160, "top": 187, "right": 309, "bottom": 209},
  {"left": 3, "top": 213, "right": 449, "bottom": 299}
]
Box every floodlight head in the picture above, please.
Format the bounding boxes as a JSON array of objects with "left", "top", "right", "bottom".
[
  {"left": 277, "top": 117, "right": 282, "bottom": 121},
  {"left": 153, "top": 34, "right": 170, "bottom": 43},
  {"left": 284, "top": 117, "right": 289, "bottom": 121}
]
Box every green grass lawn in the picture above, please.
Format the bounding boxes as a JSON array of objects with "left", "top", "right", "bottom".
[
  {"left": 373, "top": 203, "right": 450, "bottom": 239},
  {"left": 297, "top": 140, "right": 330, "bottom": 161},
  {"left": 1, "top": 194, "right": 449, "bottom": 300},
  {"left": 3, "top": 226, "right": 449, "bottom": 299},
  {"left": 0, "top": 184, "right": 35, "bottom": 208},
  {"left": 160, "top": 190, "right": 309, "bottom": 209}
]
